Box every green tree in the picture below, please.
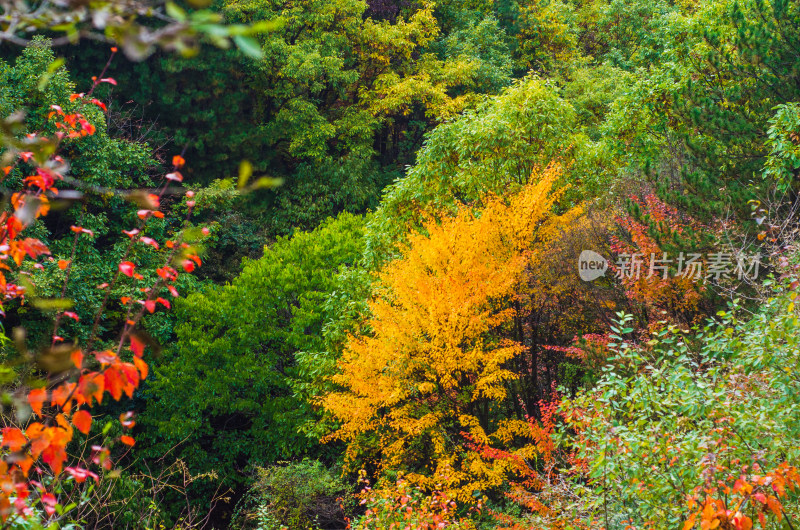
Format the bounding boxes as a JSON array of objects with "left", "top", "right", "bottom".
[
  {"left": 139, "top": 212, "right": 366, "bottom": 500},
  {"left": 0, "top": 40, "right": 202, "bottom": 349}
]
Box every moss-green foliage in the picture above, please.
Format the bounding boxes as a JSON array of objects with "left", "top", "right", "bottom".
[
  {"left": 139, "top": 213, "right": 367, "bottom": 499},
  {"left": 364, "top": 76, "right": 576, "bottom": 262},
  {"left": 53, "top": 0, "right": 523, "bottom": 251},
  {"left": 658, "top": 0, "right": 800, "bottom": 218},
  {"left": 232, "top": 459, "right": 353, "bottom": 530},
  {"left": 763, "top": 102, "right": 800, "bottom": 191},
  {"left": 428, "top": 16, "right": 514, "bottom": 95}
]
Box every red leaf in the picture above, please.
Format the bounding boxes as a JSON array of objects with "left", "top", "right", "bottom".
[
  {"left": 120, "top": 435, "right": 135, "bottom": 447},
  {"left": 41, "top": 492, "right": 57, "bottom": 515},
  {"left": 130, "top": 336, "right": 145, "bottom": 358},
  {"left": 99, "top": 77, "right": 117, "bottom": 85},
  {"left": 72, "top": 410, "right": 92, "bottom": 435},
  {"left": 65, "top": 466, "right": 99, "bottom": 483},
  {"left": 165, "top": 171, "right": 183, "bottom": 182},
  {"left": 145, "top": 299, "right": 156, "bottom": 313},
  {"left": 63, "top": 311, "right": 80, "bottom": 322},
  {"left": 119, "top": 261, "right": 135, "bottom": 277},
  {"left": 182, "top": 260, "right": 195, "bottom": 273},
  {"left": 139, "top": 237, "right": 159, "bottom": 249}
]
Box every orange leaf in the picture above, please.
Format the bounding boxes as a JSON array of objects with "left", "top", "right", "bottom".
[
  {"left": 78, "top": 373, "right": 104, "bottom": 406},
  {"left": 28, "top": 388, "right": 47, "bottom": 416},
  {"left": 120, "top": 435, "right": 135, "bottom": 446},
  {"left": 17, "top": 456, "right": 33, "bottom": 476},
  {"left": 51, "top": 383, "right": 74, "bottom": 412},
  {"left": 104, "top": 368, "right": 123, "bottom": 401},
  {"left": 72, "top": 410, "right": 92, "bottom": 435},
  {"left": 42, "top": 444, "right": 67, "bottom": 475},
  {"left": 55, "top": 413, "right": 73, "bottom": 437},
  {"left": 1, "top": 428, "right": 26, "bottom": 452},
  {"left": 766, "top": 496, "right": 782, "bottom": 519},
  {"left": 71, "top": 349, "right": 83, "bottom": 370},
  {"left": 120, "top": 412, "right": 136, "bottom": 429},
  {"left": 57, "top": 259, "right": 70, "bottom": 270},
  {"left": 134, "top": 356, "right": 149, "bottom": 380}
]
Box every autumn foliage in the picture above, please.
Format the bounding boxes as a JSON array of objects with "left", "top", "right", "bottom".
[
  {"left": 323, "top": 165, "right": 566, "bottom": 500},
  {"left": 0, "top": 52, "right": 201, "bottom": 524}
]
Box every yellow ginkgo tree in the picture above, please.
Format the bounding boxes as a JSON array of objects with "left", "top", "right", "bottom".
[{"left": 323, "top": 164, "right": 566, "bottom": 500}]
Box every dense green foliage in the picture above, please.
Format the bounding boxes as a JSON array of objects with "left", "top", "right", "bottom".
[{"left": 140, "top": 213, "right": 366, "bottom": 493}]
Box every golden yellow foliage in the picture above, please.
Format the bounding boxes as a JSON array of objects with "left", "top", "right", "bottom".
[{"left": 322, "top": 165, "right": 565, "bottom": 500}]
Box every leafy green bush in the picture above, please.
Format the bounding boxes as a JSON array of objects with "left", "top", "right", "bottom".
[
  {"left": 563, "top": 279, "right": 800, "bottom": 528},
  {"left": 139, "top": 212, "right": 367, "bottom": 508},
  {"left": 233, "top": 459, "right": 353, "bottom": 530}
]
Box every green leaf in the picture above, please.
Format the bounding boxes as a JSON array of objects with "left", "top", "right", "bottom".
[{"left": 233, "top": 35, "right": 263, "bottom": 59}]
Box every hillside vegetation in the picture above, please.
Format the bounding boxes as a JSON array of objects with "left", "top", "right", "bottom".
[{"left": 0, "top": 0, "right": 798, "bottom": 528}]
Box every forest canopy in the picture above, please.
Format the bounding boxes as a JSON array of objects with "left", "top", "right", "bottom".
[{"left": 0, "top": 0, "right": 798, "bottom": 528}]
